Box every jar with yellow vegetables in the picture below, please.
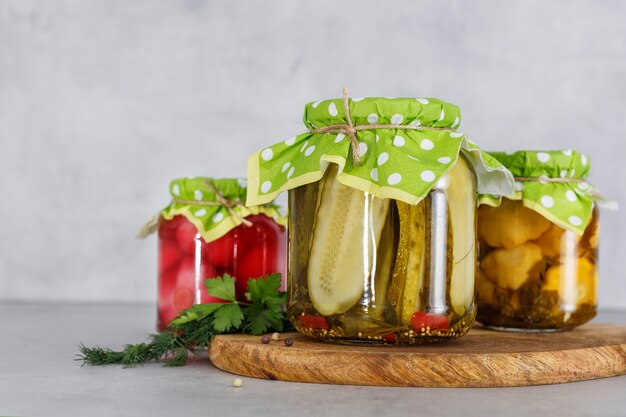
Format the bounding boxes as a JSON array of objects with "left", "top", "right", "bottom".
[
  {"left": 247, "top": 90, "right": 515, "bottom": 344},
  {"left": 477, "top": 150, "right": 611, "bottom": 331}
]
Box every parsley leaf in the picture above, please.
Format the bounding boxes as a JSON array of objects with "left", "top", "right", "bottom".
[
  {"left": 171, "top": 303, "right": 223, "bottom": 326},
  {"left": 244, "top": 274, "right": 286, "bottom": 335},
  {"left": 204, "top": 274, "right": 237, "bottom": 302},
  {"left": 245, "top": 273, "right": 282, "bottom": 304},
  {"left": 246, "top": 302, "right": 284, "bottom": 335},
  {"left": 212, "top": 303, "right": 244, "bottom": 332}
]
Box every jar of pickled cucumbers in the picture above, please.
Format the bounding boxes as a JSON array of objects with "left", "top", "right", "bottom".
[
  {"left": 247, "top": 92, "right": 514, "bottom": 344},
  {"left": 139, "top": 178, "right": 287, "bottom": 330},
  {"left": 476, "top": 150, "right": 613, "bottom": 331}
]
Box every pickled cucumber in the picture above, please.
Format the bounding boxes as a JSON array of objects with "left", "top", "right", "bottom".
[
  {"left": 288, "top": 179, "right": 320, "bottom": 303},
  {"left": 401, "top": 201, "right": 428, "bottom": 325},
  {"left": 386, "top": 202, "right": 411, "bottom": 324},
  {"left": 307, "top": 165, "right": 389, "bottom": 316},
  {"left": 372, "top": 202, "right": 398, "bottom": 317},
  {"left": 388, "top": 200, "right": 428, "bottom": 325},
  {"left": 446, "top": 156, "right": 476, "bottom": 315}
]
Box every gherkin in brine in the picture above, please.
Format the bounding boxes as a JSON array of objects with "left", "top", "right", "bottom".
[{"left": 307, "top": 165, "right": 389, "bottom": 316}]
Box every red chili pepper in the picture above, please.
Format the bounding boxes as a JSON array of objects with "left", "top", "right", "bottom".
[
  {"left": 410, "top": 312, "right": 450, "bottom": 331},
  {"left": 382, "top": 333, "right": 397, "bottom": 343},
  {"left": 299, "top": 314, "right": 329, "bottom": 330}
]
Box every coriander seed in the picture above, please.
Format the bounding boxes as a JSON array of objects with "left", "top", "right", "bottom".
[
  {"left": 233, "top": 378, "right": 243, "bottom": 387},
  {"left": 271, "top": 332, "right": 280, "bottom": 341}
]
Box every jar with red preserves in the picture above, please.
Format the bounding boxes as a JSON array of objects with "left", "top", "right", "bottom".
[{"left": 140, "top": 178, "right": 287, "bottom": 330}]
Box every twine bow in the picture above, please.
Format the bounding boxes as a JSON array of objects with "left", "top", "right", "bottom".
[{"left": 308, "top": 87, "right": 454, "bottom": 166}]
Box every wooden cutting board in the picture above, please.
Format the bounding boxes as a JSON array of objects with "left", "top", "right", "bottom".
[{"left": 209, "top": 323, "right": 626, "bottom": 387}]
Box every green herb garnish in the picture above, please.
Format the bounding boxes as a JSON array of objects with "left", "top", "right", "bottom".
[{"left": 77, "top": 273, "right": 291, "bottom": 367}]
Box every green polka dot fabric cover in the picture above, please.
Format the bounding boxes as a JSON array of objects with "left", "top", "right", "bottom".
[
  {"left": 247, "top": 97, "right": 515, "bottom": 206},
  {"left": 478, "top": 150, "right": 604, "bottom": 235},
  {"left": 139, "top": 178, "right": 287, "bottom": 243}
]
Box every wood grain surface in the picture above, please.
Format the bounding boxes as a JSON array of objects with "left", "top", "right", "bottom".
[{"left": 208, "top": 323, "right": 626, "bottom": 387}]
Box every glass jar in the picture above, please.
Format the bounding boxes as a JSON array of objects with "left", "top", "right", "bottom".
[
  {"left": 246, "top": 93, "right": 514, "bottom": 344},
  {"left": 143, "top": 178, "right": 287, "bottom": 331},
  {"left": 476, "top": 150, "right": 603, "bottom": 331}
]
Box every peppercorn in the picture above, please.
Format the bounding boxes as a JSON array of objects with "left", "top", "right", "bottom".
[
  {"left": 284, "top": 337, "right": 294, "bottom": 346},
  {"left": 261, "top": 335, "right": 271, "bottom": 344}
]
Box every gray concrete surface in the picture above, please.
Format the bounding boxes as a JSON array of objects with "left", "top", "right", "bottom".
[
  {"left": 0, "top": 302, "right": 624, "bottom": 417},
  {"left": 0, "top": 1, "right": 625, "bottom": 308}
]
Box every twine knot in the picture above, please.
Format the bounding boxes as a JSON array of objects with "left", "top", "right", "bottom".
[{"left": 203, "top": 180, "right": 253, "bottom": 227}]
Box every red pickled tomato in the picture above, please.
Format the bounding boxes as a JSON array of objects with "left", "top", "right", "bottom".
[
  {"left": 158, "top": 239, "right": 182, "bottom": 274},
  {"left": 410, "top": 312, "right": 450, "bottom": 331},
  {"left": 237, "top": 216, "right": 274, "bottom": 248},
  {"left": 157, "top": 266, "right": 180, "bottom": 329},
  {"left": 202, "top": 231, "right": 235, "bottom": 270},
  {"left": 158, "top": 216, "right": 186, "bottom": 240},
  {"left": 234, "top": 245, "right": 279, "bottom": 300},
  {"left": 176, "top": 219, "right": 201, "bottom": 255},
  {"left": 158, "top": 257, "right": 227, "bottom": 328},
  {"left": 231, "top": 215, "right": 287, "bottom": 299},
  {"left": 174, "top": 257, "right": 232, "bottom": 305},
  {"left": 247, "top": 215, "right": 287, "bottom": 287}
]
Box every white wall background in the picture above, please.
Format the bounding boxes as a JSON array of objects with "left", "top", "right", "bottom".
[{"left": 1, "top": 0, "right": 625, "bottom": 308}]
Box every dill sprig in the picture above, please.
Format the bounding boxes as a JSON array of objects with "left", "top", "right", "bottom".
[{"left": 77, "top": 274, "right": 291, "bottom": 367}]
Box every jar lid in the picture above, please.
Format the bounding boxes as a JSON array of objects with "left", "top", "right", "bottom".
[
  {"left": 479, "top": 150, "right": 612, "bottom": 235},
  {"left": 246, "top": 90, "right": 515, "bottom": 206},
  {"left": 138, "top": 177, "right": 287, "bottom": 243}
]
